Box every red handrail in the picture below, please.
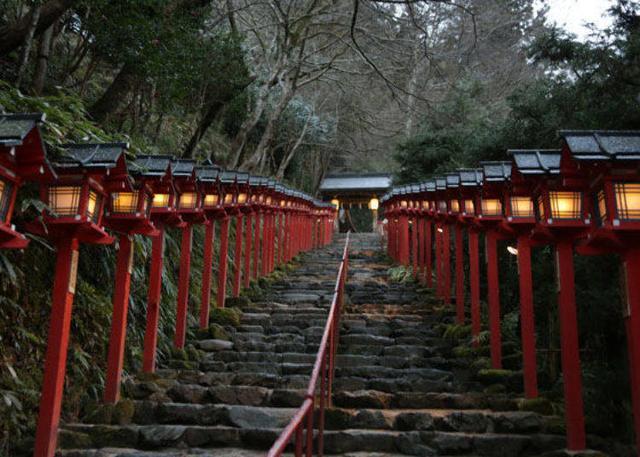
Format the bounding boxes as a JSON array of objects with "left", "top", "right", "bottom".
[{"left": 267, "top": 232, "right": 350, "bottom": 457}]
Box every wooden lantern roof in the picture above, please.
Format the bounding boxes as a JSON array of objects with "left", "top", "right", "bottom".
[{"left": 0, "top": 113, "right": 55, "bottom": 181}]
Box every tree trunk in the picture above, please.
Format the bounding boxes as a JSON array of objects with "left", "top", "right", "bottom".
[
  {"left": 89, "top": 62, "right": 139, "bottom": 123},
  {"left": 228, "top": 85, "right": 270, "bottom": 168},
  {"left": 275, "top": 111, "right": 311, "bottom": 180},
  {"left": 15, "top": 6, "right": 41, "bottom": 87},
  {"left": 32, "top": 24, "right": 54, "bottom": 94},
  {"left": 183, "top": 100, "right": 226, "bottom": 158},
  {"left": 0, "top": 0, "right": 75, "bottom": 57}
]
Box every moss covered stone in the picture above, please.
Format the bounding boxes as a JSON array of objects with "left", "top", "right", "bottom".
[
  {"left": 209, "top": 307, "right": 242, "bottom": 327},
  {"left": 517, "top": 397, "right": 555, "bottom": 416},
  {"left": 476, "top": 368, "right": 514, "bottom": 384},
  {"left": 225, "top": 296, "right": 251, "bottom": 308},
  {"left": 113, "top": 399, "right": 135, "bottom": 425},
  {"left": 452, "top": 345, "right": 474, "bottom": 358}
]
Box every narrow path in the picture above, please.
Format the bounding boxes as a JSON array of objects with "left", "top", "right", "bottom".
[{"left": 57, "top": 234, "right": 587, "bottom": 457}]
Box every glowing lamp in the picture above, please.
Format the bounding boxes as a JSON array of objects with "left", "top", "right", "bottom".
[
  {"left": 369, "top": 197, "right": 379, "bottom": 210},
  {"left": 464, "top": 199, "right": 475, "bottom": 215},
  {"left": 481, "top": 198, "right": 503, "bottom": 217},
  {"left": 450, "top": 199, "right": 460, "bottom": 213},
  {"left": 510, "top": 197, "right": 534, "bottom": 218}
]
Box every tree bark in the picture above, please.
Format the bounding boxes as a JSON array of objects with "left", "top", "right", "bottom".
[
  {"left": 15, "top": 6, "right": 41, "bottom": 87},
  {"left": 32, "top": 24, "right": 54, "bottom": 94},
  {"left": 183, "top": 100, "right": 226, "bottom": 158},
  {"left": 275, "top": 110, "right": 311, "bottom": 179},
  {"left": 0, "top": 0, "right": 75, "bottom": 57},
  {"left": 89, "top": 62, "right": 139, "bottom": 123}
]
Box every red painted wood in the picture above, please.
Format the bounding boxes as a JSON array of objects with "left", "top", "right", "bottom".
[
  {"left": 244, "top": 213, "right": 253, "bottom": 289},
  {"left": 411, "top": 217, "right": 419, "bottom": 278},
  {"left": 253, "top": 213, "right": 261, "bottom": 279},
  {"left": 443, "top": 225, "right": 451, "bottom": 304},
  {"left": 469, "top": 230, "right": 481, "bottom": 347},
  {"left": 398, "top": 215, "right": 409, "bottom": 265},
  {"left": 232, "top": 215, "right": 244, "bottom": 297},
  {"left": 435, "top": 226, "right": 442, "bottom": 298},
  {"left": 104, "top": 234, "right": 134, "bottom": 404},
  {"left": 418, "top": 218, "right": 425, "bottom": 282},
  {"left": 517, "top": 235, "right": 538, "bottom": 398},
  {"left": 425, "top": 220, "right": 432, "bottom": 287},
  {"left": 555, "top": 239, "right": 586, "bottom": 451},
  {"left": 486, "top": 230, "right": 502, "bottom": 369},
  {"left": 262, "top": 212, "right": 271, "bottom": 276},
  {"left": 217, "top": 216, "right": 230, "bottom": 308},
  {"left": 623, "top": 248, "right": 640, "bottom": 453},
  {"left": 34, "top": 237, "right": 80, "bottom": 457},
  {"left": 143, "top": 227, "right": 165, "bottom": 372},
  {"left": 174, "top": 223, "right": 193, "bottom": 349},
  {"left": 455, "top": 225, "right": 465, "bottom": 324},
  {"left": 200, "top": 220, "right": 215, "bottom": 329}
]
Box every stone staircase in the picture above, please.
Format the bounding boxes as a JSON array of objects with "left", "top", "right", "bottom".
[{"left": 56, "top": 233, "right": 619, "bottom": 457}]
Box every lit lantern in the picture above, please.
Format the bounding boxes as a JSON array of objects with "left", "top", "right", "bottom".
[
  {"left": 197, "top": 165, "right": 223, "bottom": 215},
  {"left": 32, "top": 142, "right": 130, "bottom": 457},
  {"left": 457, "top": 168, "right": 483, "bottom": 221},
  {"left": 220, "top": 171, "right": 241, "bottom": 211},
  {"left": 434, "top": 177, "right": 448, "bottom": 219},
  {"left": 369, "top": 197, "right": 379, "bottom": 210},
  {"left": 477, "top": 161, "right": 511, "bottom": 221},
  {"left": 559, "top": 130, "right": 640, "bottom": 453},
  {"left": 331, "top": 198, "right": 339, "bottom": 208},
  {"left": 445, "top": 173, "right": 461, "bottom": 216},
  {"left": 0, "top": 113, "right": 54, "bottom": 249}
]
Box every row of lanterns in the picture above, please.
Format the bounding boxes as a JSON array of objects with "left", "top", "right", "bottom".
[
  {"left": 0, "top": 113, "right": 336, "bottom": 457},
  {"left": 380, "top": 130, "right": 640, "bottom": 452}
]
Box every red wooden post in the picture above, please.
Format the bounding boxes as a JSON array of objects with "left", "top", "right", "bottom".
[
  {"left": 268, "top": 213, "right": 275, "bottom": 272},
  {"left": 485, "top": 230, "right": 502, "bottom": 368},
  {"left": 262, "top": 211, "right": 271, "bottom": 275},
  {"left": 104, "top": 235, "right": 134, "bottom": 404},
  {"left": 200, "top": 220, "right": 215, "bottom": 329},
  {"left": 398, "top": 214, "right": 409, "bottom": 265},
  {"left": 217, "top": 216, "right": 230, "bottom": 308},
  {"left": 435, "top": 226, "right": 442, "bottom": 297},
  {"left": 418, "top": 218, "right": 425, "bottom": 282},
  {"left": 517, "top": 235, "right": 538, "bottom": 398},
  {"left": 555, "top": 239, "right": 586, "bottom": 451},
  {"left": 454, "top": 225, "right": 465, "bottom": 324},
  {"left": 623, "top": 248, "right": 640, "bottom": 453},
  {"left": 411, "top": 217, "right": 419, "bottom": 278},
  {"left": 232, "top": 214, "right": 244, "bottom": 297},
  {"left": 174, "top": 223, "right": 194, "bottom": 349},
  {"left": 253, "top": 213, "right": 261, "bottom": 279},
  {"left": 34, "top": 238, "right": 80, "bottom": 457},
  {"left": 469, "top": 229, "right": 481, "bottom": 347},
  {"left": 143, "top": 227, "right": 165, "bottom": 372},
  {"left": 387, "top": 218, "right": 394, "bottom": 259},
  {"left": 244, "top": 213, "right": 253, "bottom": 288},
  {"left": 425, "top": 220, "right": 432, "bottom": 287},
  {"left": 443, "top": 224, "right": 451, "bottom": 304}
]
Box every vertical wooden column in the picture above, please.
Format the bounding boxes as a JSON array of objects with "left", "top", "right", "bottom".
[
  {"left": 269, "top": 212, "right": 276, "bottom": 272},
  {"left": 469, "top": 229, "right": 481, "bottom": 347},
  {"left": 425, "top": 220, "right": 432, "bottom": 287},
  {"left": 411, "top": 217, "right": 419, "bottom": 278},
  {"left": 398, "top": 214, "right": 409, "bottom": 265},
  {"left": 232, "top": 214, "right": 244, "bottom": 297},
  {"left": 174, "top": 223, "right": 193, "bottom": 349},
  {"left": 262, "top": 211, "right": 271, "bottom": 276},
  {"left": 435, "top": 226, "right": 442, "bottom": 297},
  {"left": 200, "top": 220, "right": 215, "bottom": 329},
  {"left": 443, "top": 224, "right": 451, "bottom": 304},
  {"left": 418, "top": 218, "right": 425, "bottom": 282},
  {"left": 555, "top": 239, "right": 586, "bottom": 451},
  {"left": 104, "top": 234, "right": 134, "bottom": 404},
  {"left": 387, "top": 218, "right": 394, "bottom": 259},
  {"left": 517, "top": 235, "right": 538, "bottom": 398},
  {"left": 216, "top": 216, "right": 230, "bottom": 308},
  {"left": 253, "top": 213, "right": 261, "bottom": 279},
  {"left": 34, "top": 238, "right": 80, "bottom": 457},
  {"left": 623, "top": 248, "right": 640, "bottom": 453},
  {"left": 143, "top": 227, "right": 165, "bottom": 372},
  {"left": 243, "top": 213, "right": 253, "bottom": 288},
  {"left": 485, "top": 230, "right": 502, "bottom": 368},
  {"left": 454, "top": 225, "right": 465, "bottom": 324}
]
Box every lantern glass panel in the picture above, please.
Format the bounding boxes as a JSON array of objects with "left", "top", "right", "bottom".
[
  {"left": 510, "top": 197, "right": 534, "bottom": 218},
  {"left": 152, "top": 193, "right": 170, "bottom": 208},
  {"left": 438, "top": 200, "right": 447, "bottom": 212},
  {"left": 266, "top": 196, "right": 272, "bottom": 205},
  {"left": 224, "top": 193, "right": 234, "bottom": 204},
  {"left": 549, "top": 191, "right": 582, "bottom": 219},
  {"left": 280, "top": 199, "right": 286, "bottom": 207},
  {"left": 597, "top": 190, "right": 607, "bottom": 224},
  {"left": 179, "top": 192, "right": 197, "bottom": 209},
  {"left": 481, "top": 198, "right": 502, "bottom": 216},
  {"left": 87, "top": 190, "right": 102, "bottom": 223},
  {"left": 450, "top": 199, "right": 460, "bottom": 213},
  {"left": 464, "top": 199, "right": 474, "bottom": 214},
  {"left": 204, "top": 194, "right": 219, "bottom": 207},
  {"left": 238, "top": 192, "right": 247, "bottom": 204},
  {"left": 112, "top": 192, "right": 138, "bottom": 213},
  {"left": 0, "top": 178, "right": 13, "bottom": 222},
  {"left": 614, "top": 183, "right": 640, "bottom": 220},
  {"left": 49, "top": 186, "right": 81, "bottom": 216}
]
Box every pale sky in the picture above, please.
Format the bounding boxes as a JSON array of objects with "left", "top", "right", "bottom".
[{"left": 543, "top": 0, "right": 616, "bottom": 40}]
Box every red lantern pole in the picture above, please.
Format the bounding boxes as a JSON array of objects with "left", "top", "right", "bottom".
[
  {"left": 143, "top": 227, "right": 165, "bottom": 372},
  {"left": 469, "top": 229, "right": 481, "bottom": 347},
  {"left": 262, "top": 211, "right": 271, "bottom": 275},
  {"left": 200, "top": 220, "right": 215, "bottom": 329},
  {"left": 443, "top": 224, "right": 451, "bottom": 304},
  {"left": 387, "top": 217, "right": 394, "bottom": 259},
  {"left": 435, "top": 226, "right": 442, "bottom": 297},
  {"left": 517, "top": 235, "right": 538, "bottom": 398},
  {"left": 104, "top": 235, "right": 134, "bottom": 403},
  {"left": 623, "top": 249, "right": 640, "bottom": 452},
  {"left": 411, "top": 217, "right": 419, "bottom": 278},
  {"left": 425, "top": 219, "right": 432, "bottom": 287},
  {"left": 232, "top": 214, "right": 244, "bottom": 297},
  {"left": 268, "top": 212, "right": 276, "bottom": 272},
  {"left": 243, "top": 213, "right": 253, "bottom": 288},
  {"left": 253, "top": 212, "right": 261, "bottom": 279},
  {"left": 556, "top": 239, "right": 586, "bottom": 451},
  {"left": 217, "top": 216, "right": 230, "bottom": 308},
  {"left": 398, "top": 214, "right": 409, "bottom": 265},
  {"left": 417, "top": 217, "right": 425, "bottom": 282},
  {"left": 486, "top": 230, "right": 502, "bottom": 369},
  {"left": 174, "top": 223, "right": 194, "bottom": 349},
  {"left": 33, "top": 238, "right": 80, "bottom": 457},
  {"left": 455, "top": 225, "right": 465, "bottom": 324}
]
